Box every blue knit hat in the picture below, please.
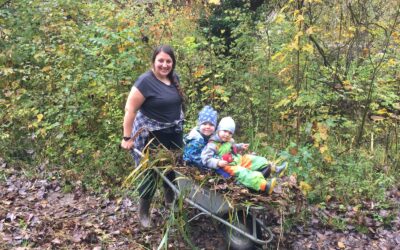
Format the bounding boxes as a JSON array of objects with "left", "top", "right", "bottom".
[
  {"left": 217, "top": 116, "right": 235, "bottom": 134},
  {"left": 198, "top": 105, "right": 218, "bottom": 127}
]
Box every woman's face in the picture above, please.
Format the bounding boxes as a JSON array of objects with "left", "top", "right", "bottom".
[{"left": 153, "top": 51, "right": 173, "bottom": 79}]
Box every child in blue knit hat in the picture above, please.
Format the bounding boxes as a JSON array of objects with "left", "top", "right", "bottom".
[
  {"left": 183, "top": 106, "right": 217, "bottom": 168},
  {"left": 183, "top": 106, "right": 229, "bottom": 177}
]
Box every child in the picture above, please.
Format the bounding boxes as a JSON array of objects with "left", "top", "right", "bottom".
[
  {"left": 183, "top": 106, "right": 230, "bottom": 177},
  {"left": 183, "top": 105, "right": 217, "bottom": 168},
  {"left": 201, "top": 117, "right": 286, "bottom": 194}
]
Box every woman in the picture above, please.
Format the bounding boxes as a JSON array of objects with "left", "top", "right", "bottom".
[{"left": 121, "top": 45, "right": 184, "bottom": 228}]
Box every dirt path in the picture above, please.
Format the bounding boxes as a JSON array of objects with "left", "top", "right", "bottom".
[
  {"left": 1, "top": 161, "right": 399, "bottom": 249},
  {"left": 0, "top": 163, "right": 227, "bottom": 249}
]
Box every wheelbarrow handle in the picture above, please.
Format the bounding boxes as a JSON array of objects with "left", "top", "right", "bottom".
[{"left": 133, "top": 148, "right": 144, "bottom": 158}]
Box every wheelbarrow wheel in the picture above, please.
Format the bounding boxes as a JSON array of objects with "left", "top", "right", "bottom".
[{"left": 220, "top": 212, "right": 261, "bottom": 250}]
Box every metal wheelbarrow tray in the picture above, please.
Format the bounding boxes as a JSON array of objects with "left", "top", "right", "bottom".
[{"left": 153, "top": 166, "right": 274, "bottom": 250}]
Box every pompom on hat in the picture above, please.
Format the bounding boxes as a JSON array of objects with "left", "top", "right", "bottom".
[
  {"left": 217, "top": 116, "right": 235, "bottom": 134},
  {"left": 198, "top": 105, "right": 218, "bottom": 127}
]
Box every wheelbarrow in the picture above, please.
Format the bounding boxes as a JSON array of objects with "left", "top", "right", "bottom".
[{"left": 134, "top": 148, "right": 274, "bottom": 249}]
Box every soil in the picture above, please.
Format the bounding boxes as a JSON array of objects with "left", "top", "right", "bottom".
[{"left": 1, "top": 160, "right": 399, "bottom": 250}]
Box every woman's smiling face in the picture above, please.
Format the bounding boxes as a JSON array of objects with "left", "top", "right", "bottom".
[{"left": 152, "top": 51, "right": 173, "bottom": 79}]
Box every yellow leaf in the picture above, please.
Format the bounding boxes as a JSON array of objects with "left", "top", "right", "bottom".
[
  {"left": 295, "top": 14, "right": 304, "bottom": 25},
  {"left": 376, "top": 108, "right": 387, "bottom": 115},
  {"left": 370, "top": 115, "right": 385, "bottom": 121},
  {"left": 337, "top": 241, "right": 345, "bottom": 249},
  {"left": 278, "top": 67, "right": 290, "bottom": 76},
  {"left": 289, "top": 41, "right": 300, "bottom": 51},
  {"left": 343, "top": 84, "right": 352, "bottom": 90},
  {"left": 306, "top": 26, "right": 315, "bottom": 35},
  {"left": 387, "top": 59, "right": 396, "bottom": 66},
  {"left": 275, "top": 98, "right": 291, "bottom": 108},
  {"left": 208, "top": 0, "right": 220, "bottom": 5},
  {"left": 42, "top": 66, "right": 52, "bottom": 72},
  {"left": 2, "top": 29, "right": 11, "bottom": 35},
  {"left": 183, "top": 36, "right": 196, "bottom": 45},
  {"left": 194, "top": 68, "right": 205, "bottom": 78},
  {"left": 76, "top": 149, "right": 83, "bottom": 154},
  {"left": 318, "top": 124, "right": 328, "bottom": 140},
  {"left": 271, "top": 51, "right": 286, "bottom": 62},
  {"left": 39, "top": 128, "right": 46, "bottom": 136},
  {"left": 342, "top": 80, "right": 350, "bottom": 85},
  {"left": 295, "top": 31, "right": 304, "bottom": 39},
  {"left": 302, "top": 43, "right": 314, "bottom": 53},
  {"left": 299, "top": 181, "right": 312, "bottom": 194},
  {"left": 116, "top": 197, "right": 123, "bottom": 205},
  {"left": 323, "top": 154, "right": 333, "bottom": 163},
  {"left": 325, "top": 195, "right": 332, "bottom": 202},
  {"left": 37, "top": 114, "right": 44, "bottom": 122},
  {"left": 348, "top": 26, "right": 356, "bottom": 32},
  {"left": 57, "top": 45, "right": 65, "bottom": 55},
  {"left": 274, "top": 13, "right": 285, "bottom": 24},
  {"left": 319, "top": 145, "right": 328, "bottom": 153},
  {"left": 221, "top": 96, "right": 229, "bottom": 103},
  {"left": 2, "top": 68, "right": 14, "bottom": 76}
]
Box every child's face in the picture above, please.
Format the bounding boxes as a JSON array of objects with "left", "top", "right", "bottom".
[
  {"left": 218, "top": 130, "right": 232, "bottom": 142},
  {"left": 199, "top": 122, "right": 215, "bottom": 136}
]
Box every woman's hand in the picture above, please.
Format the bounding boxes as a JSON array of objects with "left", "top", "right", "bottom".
[
  {"left": 121, "top": 139, "right": 134, "bottom": 150},
  {"left": 218, "top": 160, "right": 229, "bottom": 167},
  {"left": 242, "top": 143, "right": 250, "bottom": 150}
]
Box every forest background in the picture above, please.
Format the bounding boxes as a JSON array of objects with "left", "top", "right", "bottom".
[{"left": 1, "top": 0, "right": 399, "bottom": 237}]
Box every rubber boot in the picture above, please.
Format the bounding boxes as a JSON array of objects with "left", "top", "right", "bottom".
[
  {"left": 265, "top": 178, "right": 277, "bottom": 195},
  {"left": 138, "top": 198, "right": 152, "bottom": 228},
  {"left": 164, "top": 187, "right": 175, "bottom": 208},
  {"left": 261, "top": 166, "right": 272, "bottom": 178},
  {"left": 272, "top": 162, "right": 288, "bottom": 177}
]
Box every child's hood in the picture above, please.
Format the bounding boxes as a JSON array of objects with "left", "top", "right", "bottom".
[{"left": 185, "top": 127, "right": 204, "bottom": 141}]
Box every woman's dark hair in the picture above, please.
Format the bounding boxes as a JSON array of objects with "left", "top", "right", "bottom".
[{"left": 151, "top": 45, "right": 185, "bottom": 103}]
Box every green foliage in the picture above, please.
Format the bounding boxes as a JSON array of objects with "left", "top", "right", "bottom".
[
  {"left": 1, "top": 0, "right": 399, "bottom": 209},
  {"left": 309, "top": 147, "right": 395, "bottom": 204},
  {"left": 1, "top": 0, "right": 155, "bottom": 187},
  {"left": 279, "top": 142, "right": 318, "bottom": 181}
]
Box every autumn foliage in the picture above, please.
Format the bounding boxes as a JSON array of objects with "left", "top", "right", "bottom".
[{"left": 1, "top": 0, "right": 399, "bottom": 207}]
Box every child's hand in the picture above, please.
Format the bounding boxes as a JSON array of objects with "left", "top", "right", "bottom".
[
  {"left": 218, "top": 160, "right": 229, "bottom": 167},
  {"left": 242, "top": 144, "right": 250, "bottom": 150}
]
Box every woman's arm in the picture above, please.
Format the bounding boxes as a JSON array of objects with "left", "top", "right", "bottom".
[{"left": 121, "top": 86, "right": 145, "bottom": 150}]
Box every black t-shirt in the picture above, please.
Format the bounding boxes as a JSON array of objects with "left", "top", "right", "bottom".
[{"left": 134, "top": 70, "right": 182, "bottom": 123}]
